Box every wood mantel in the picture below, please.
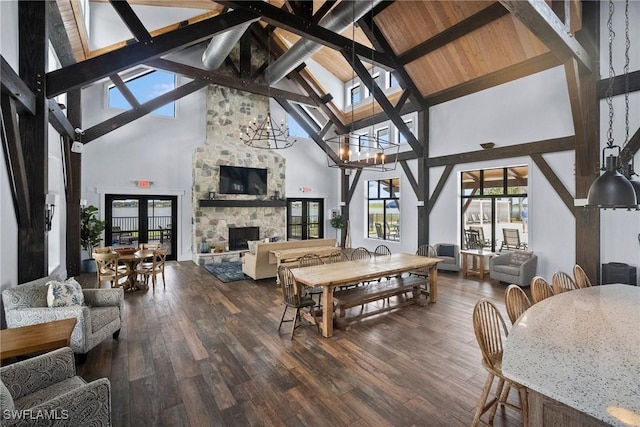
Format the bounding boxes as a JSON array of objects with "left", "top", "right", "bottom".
[{"left": 198, "top": 199, "right": 286, "bottom": 208}]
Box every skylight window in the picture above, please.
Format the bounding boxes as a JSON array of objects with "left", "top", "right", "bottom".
[{"left": 108, "top": 70, "right": 176, "bottom": 118}]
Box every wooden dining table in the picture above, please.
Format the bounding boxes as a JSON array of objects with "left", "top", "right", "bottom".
[
  {"left": 116, "top": 249, "right": 154, "bottom": 290},
  {"left": 290, "top": 253, "right": 441, "bottom": 337}
]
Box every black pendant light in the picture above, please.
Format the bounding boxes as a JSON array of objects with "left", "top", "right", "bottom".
[{"left": 587, "top": 0, "right": 637, "bottom": 209}]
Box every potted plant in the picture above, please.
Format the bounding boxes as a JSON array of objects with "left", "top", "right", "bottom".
[
  {"left": 80, "top": 204, "right": 106, "bottom": 272},
  {"left": 330, "top": 214, "right": 344, "bottom": 245}
]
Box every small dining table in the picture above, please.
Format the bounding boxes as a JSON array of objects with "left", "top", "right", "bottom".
[
  {"left": 116, "top": 250, "right": 154, "bottom": 290},
  {"left": 290, "top": 253, "right": 440, "bottom": 337}
]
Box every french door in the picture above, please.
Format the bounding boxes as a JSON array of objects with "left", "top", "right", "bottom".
[
  {"left": 286, "top": 198, "right": 324, "bottom": 240},
  {"left": 105, "top": 195, "right": 177, "bottom": 260}
]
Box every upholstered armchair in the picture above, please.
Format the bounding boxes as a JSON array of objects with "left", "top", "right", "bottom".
[
  {"left": 434, "top": 243, "right": 460, "bottom": 272},
  {"left": 2, "top": 275, "right": 124, "bottom": 359},
  {"left": 0, "top": 347, "right": 111, "bottom": 426},
  {"left": 489, "top": 251, "right": 538, "bottom": 286}
]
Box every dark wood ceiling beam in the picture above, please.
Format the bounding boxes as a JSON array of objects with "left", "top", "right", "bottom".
[
  {"left": 620, "top": 127, "right": 640, "bottom": 165},
  {"left": 46, "top": 10, "right": 259, "bottom": 97},
  {"left": 239, "top": 30, "right": 252, "bottom": 79},
  {"left": 349, "top": 100, "right": 415, "bottom": 131},
  {"left": 357, "top": 17, "right": 427, "bottom": 110},
  {"left": 47, "top": 0, "right": 75, "bottom": 67},
  {"left": 395, "top": 88, "right": 411, "bottom": 112},
  {"left": 1, "top": 56, "right": 36, "bottom": 114},
  {"left": 596, "top": 70, "right": 640, "bottom": 98},
  {"left": 82, "top": 79, "right": 208, "bottom": 143},
  {"left": 146, "top": 58, "right": 315, "bottom": 106},
  {"left": 399, "top": 160, "right": 418, "bottom": 196},
  {"left": 217, "top": 1, "right": 397, "bottom": 70},
  {"left": 276, "top": 99, "right": 340, "bottom": 165},
  {"left": 500, "top": 0, "right": 592, "bottom": 73},
  {"left": 346, "top": 52, "right": 423, "bottom": 156},
  {"left": 108, "top": 0, "right": 151, "bottom": 42},
  {"left": 110, "top": 74, "right": 141, "bottom": 108},
  {"left": 427, "top": 136, "right": 574, "bottom": 167},
  {"left": 531, "top": 153, "right": 575, "bottom": 215},
  {"left": 1, "top": 93, "right": 31, "bottom": 226},
  {"left": 47, "top": 99, "right": 75, "bottom": 137},
  {"left": 346, "top": 168, "right": 363, "bottom": 206},
  {"left": 564, "top": 58, "right": 588, "bottom": 176},
  {"left": 427, "top": 52, "right": 561, "bottom": 107},
  {"left": 398, "top": 2, "right": 509, "bottom": 65},
  {"left": 249, "top": 23, "right": 348, "bottom": 134},
  {"left": 428, "top": 164, "right": 454, "bottom": 215},
  {"left": 312, "top": 0, "right": 336, "bottom": 23}
]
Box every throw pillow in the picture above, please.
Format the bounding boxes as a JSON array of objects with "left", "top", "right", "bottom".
[
  {"left": 46, "top": 278, "right": 84, "bottom": 307},
  {"left": 437, "top": 244, "right": 455, "bottom": 258},
  {"left": 247, "top": 240, "right": 259, "bottom": 255},
  {"left": 510, "top": 251, "right": 533, "bottom": 266}
]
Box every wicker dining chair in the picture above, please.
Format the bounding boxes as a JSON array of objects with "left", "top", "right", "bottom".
[
  {"left": 504, "top": 285, "right": 532, "bottom": 325},
  {"left": 573, "top": 264, "right": 593, "bottom": 288},
  {"left": 472, "top": 299, "right": 528, "bottom": 427},
  {"left": 277, "top": 265, "right": 320, "bottom": 339},
  {"left": 551, "top": 271, "right": 578, "bottom": 294},
  {"left": 139, "top": 242, "right": 161, "bottom": 250},
  {"left": 530, "top": 276, "right": 554, "bottom": 304}
]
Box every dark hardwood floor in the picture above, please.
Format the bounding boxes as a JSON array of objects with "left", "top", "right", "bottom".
[{"left": 75, "top": 261, "right": 523, "bottom": 427}]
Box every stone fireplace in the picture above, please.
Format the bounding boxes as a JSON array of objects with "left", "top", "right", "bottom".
[
  {"left": 228, "top": 226, "right": 260, "bottom": 251},
  {"left": 192, "top": 85, "right": 286, "bottom": 254}
]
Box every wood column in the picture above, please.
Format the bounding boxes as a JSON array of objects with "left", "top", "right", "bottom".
[
  {"left": 574, "top": 1, "right": 600, "bottom": 284},
  {"left": 18, "top": 1, "right": 48, "bottom": 282},
  {"left": 340, "top": 169, "right": 349, "bottom": 248},
  {"left": 417, "top": 109, "right": 429, "bottom": 246},
  {"left": 66, "top": 89, "right": 82, "bottom": 277}
]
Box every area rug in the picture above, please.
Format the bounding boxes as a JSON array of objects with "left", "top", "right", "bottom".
[{"left": 202, "top": 261, "right": 248, "bottom": 283}]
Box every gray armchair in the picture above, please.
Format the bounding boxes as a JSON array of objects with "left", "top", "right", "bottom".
[
  {"left": 2, "top": 275, "right": 124, "bottom": 359},
  {"left": 434, "top": 243, "right": 460, "bottom": 272},
  {"left": 489, "top": 251, "right": 538, "bottom": 286},
  {"left": 0, "top": 347, "right": 111, "bottom": 426}
]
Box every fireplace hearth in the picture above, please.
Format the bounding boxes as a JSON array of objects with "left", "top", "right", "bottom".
[{"left": 229, "top": 226, "right": 260, "bottom": 251}]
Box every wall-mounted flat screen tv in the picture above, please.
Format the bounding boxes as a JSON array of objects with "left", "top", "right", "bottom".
[{"left": 219, "top": 166, "right": 268, "bottom": 195}]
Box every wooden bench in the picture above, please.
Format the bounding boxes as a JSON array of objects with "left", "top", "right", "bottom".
[{"left": 332, "top": 276, "right": 428, "bottom": 327}]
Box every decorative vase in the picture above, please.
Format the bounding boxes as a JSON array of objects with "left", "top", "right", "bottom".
[
  {"left": 200, "top": 239, "right": 209, "bottom": 253},
  {"left": 81, "top": 258, "right": 97, "bottom": 273}
]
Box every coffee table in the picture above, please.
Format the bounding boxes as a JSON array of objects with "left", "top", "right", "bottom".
[
  {"left": 460, "top": 249, "right": 495, "bottom": 280},
  {"left": 0, "top": 318, "right": 77, "bottom": 365}
]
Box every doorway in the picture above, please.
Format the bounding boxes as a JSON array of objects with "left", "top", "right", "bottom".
[
  {"left": 105, "top": 195, "right": 177, "bottom": 260},
  {"left": 286, "top": 198, "right": 324, "bottom": 240}
]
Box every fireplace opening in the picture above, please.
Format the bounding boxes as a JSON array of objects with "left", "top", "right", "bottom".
[{"left": 228, "top": 226, "right": 260, "bottom": 251}]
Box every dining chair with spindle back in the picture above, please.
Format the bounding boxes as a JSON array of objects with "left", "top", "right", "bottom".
[
  {"left": 328, "top": 250, "right": 349, "bottom": 263},
  {"left": 530, "top": 276, "right": 554, "bottom": 304},
  {"left": 573, "top": 264, "right": 592, "bottom": 288},
  {"left": 277, "top": 265, "right": 320, "bottom": 339},
  {"left": 504, "top": 285, "right": 532, "bottom": 325},
  {"left": 552, "top": 271, "right": 578, "bottom": 294},
  {"left": 472, "top": 299, "right": 528, "bottom": 427},
  {"left": 350, "top": 247, "right": 371, "bottom": 261},
  {"left": 297, "top": 253, "right": 324, "bottom": 306}
]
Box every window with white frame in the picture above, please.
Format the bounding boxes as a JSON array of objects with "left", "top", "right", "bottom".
[
  {"left": 397, "top": 120, "right": 414, "bottom": 144},
  {"left": 376, "top": 127, "right": 390, "bottom": 147},
  {"left": 108, "top": 70, "right": 176, "bottom": 118},
  {"left": 350, "top": 84, "right": 362, "bottom": 104},
  {"left": 367, "top": 178, "right": 400, "bottom": 241}
]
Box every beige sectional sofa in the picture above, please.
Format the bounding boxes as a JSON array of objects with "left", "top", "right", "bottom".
[{"left": 242, "top": 238, "right": 337, "bottom": 280}]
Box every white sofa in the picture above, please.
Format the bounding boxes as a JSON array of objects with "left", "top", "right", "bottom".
[{"left": 242, "top": 238, "right": 337, "bottom": 280}]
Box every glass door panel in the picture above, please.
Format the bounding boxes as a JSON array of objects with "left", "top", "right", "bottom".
[
  {"left": 106, "top": 195, "right": 177, "bottom": 260},
  {"left": 287, "top": 199, "right": 324, "bottom": 240}
]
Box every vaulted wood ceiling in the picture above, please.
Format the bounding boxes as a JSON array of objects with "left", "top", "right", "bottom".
[{"left": 51, "top": 0, "right": 583, "bottom": 128}]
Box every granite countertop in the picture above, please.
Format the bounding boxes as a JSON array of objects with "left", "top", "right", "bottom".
[{"left": 502, "top": 284, "right": 640, "bottom": 427}]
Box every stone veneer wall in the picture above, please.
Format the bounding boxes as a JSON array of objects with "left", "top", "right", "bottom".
[{"left": 193, "top": 85, "right": 286, "bottom": 253}]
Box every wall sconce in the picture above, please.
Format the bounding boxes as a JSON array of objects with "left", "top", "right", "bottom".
[
  {"left": 45, "top": 194, "right": 56, "bottom": 232},
  {"left": 80, "top": 199, "right": 87, "bottom": 208}
]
